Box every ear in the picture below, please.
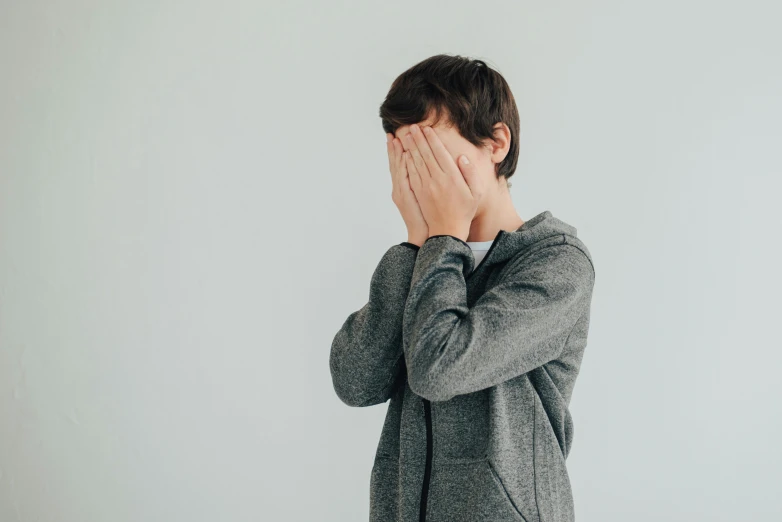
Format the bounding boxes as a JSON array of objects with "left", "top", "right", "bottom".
[{"left": 488, "top": 123, "right": 512, "bottom": 163}]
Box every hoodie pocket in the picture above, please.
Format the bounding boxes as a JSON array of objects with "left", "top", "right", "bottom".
[
  {"left": 426, "top": 457, "right": 528, "bottom": 522},
  {"left": 486, "top": 459, "right": 529, "bottom": 522}
]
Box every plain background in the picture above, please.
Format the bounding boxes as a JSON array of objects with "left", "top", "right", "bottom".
[{"left": 1, "top": 1, "right": 780, "bottom": 521}]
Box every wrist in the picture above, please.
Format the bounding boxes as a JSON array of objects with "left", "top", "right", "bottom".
[{"left": 427, "top": 230, "right": 469, "bottom": 242}]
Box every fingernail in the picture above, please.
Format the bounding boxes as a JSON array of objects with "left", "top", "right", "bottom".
[{"left": 461, "top": 156, "right": 470, "bottom": 164}]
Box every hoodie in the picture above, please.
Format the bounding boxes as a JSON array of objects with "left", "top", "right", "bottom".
[{"left": 329, "top": 210, "right": 596, "bottom": 522}]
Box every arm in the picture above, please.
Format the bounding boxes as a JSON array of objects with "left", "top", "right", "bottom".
[
  {"left": 402, "top": 235, "right": 595, "bottom": 402},
  {"left": 329, "top": 242, "right": 420, "bottom": 407}
]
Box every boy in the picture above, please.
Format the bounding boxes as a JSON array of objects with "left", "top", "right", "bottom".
[{"left": 330, "top": 54, "right": 595, "bottom": 522}]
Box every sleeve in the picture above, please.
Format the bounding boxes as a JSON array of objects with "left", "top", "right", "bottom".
[
  {"left": 402, "top": 235, "right": 595, "bottom": 402},
  {"left": 329, "top": 242, "right": 420, "bottom": 407}
]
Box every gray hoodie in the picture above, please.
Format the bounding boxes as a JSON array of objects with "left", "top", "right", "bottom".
[{"left": 330, "top": 210, "right": 595, "bottom": 522}]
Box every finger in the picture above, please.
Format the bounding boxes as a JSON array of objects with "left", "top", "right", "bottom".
[
  {"left": 409, "top": 124, "right": 442, "bottom": 180},
  {"left": 387, "top": 134, "right": 396, "bottom": 182},
  {"left": 403, "top": 130, "right": 431, "bottom": 181},
  {"left": 420, "top": 126, "right": 458, "bottom": 181},
  {"left": 388, "top": 136, "right": 403, "bottom": 186},
  {"left": 405, "top": 150, "right": 421, "bottom": 193},
  {"left": 393, "top": 138, "right": 406, "bottom": 186}
]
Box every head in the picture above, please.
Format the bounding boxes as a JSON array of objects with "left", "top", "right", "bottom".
[{"left": 379, "top": 54, "right": 520, "bottom": 200}]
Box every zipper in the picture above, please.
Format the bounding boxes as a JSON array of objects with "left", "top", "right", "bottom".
[
  {"left": 418, "top": 399, "right": 433, "bottom": 522},
  {"left": 470, "top": 229, "right": 503, "bottom": 276},
  {"left": 418, "top": 231, "right": 504, "bottom": 522}
]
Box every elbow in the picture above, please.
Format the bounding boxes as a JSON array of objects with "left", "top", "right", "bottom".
[
  {"left": 404, "top": 329, "right": 465, "bottom": 402},
  {"left": 407, "top": 366, "right": 456, "bottom": 403},
  {"left": 330, "top": 354, "right": 369, "bottom": 407},
  {"left": 333, "top": 385, "right": 381, "bottom": 408},
  {"left": 329, "top": 331, "right": 365, "bottom": 407},
  {"left": 333, "top": 381, "right": 390, "bottom": 408},
  {"left": 406, "top": 340, "right": 460, "bottom": 402},
  {"left": 409, "top": 379, "right": 456, "bottom": 402},
  {"left": 330, "top": 367, "right": 382, "bottom": 407},
  {"left": 329, "top": 348, "right": 390, "bottom": 408}
]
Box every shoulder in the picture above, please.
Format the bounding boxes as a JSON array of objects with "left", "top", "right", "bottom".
[{"left": 502, "top": 236, "right": 595, "bottom": 288}]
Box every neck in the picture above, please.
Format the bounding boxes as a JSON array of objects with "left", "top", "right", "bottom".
[{"left": 466, "top": 180, "right": 525, "bottom": 242}]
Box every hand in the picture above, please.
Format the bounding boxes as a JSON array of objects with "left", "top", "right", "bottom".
[
  {"left": 402, "top": 124, "right": 484, "bottom": 242},
  {"left": 387, "top": 132, "right": 428, "bottom": 245}
]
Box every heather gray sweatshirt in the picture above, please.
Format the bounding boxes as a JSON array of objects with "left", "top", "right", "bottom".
[{"left": 330, "top": 210, "right": 595, "bottom": 522}]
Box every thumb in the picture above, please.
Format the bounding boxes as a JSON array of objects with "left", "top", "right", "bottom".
[{"left": 457, "top": 155, "right": 479, "bottom": 191}]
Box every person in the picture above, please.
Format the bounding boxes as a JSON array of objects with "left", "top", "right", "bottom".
[{"left": 329, "top": 54, "right": 596, "bottom": 522}]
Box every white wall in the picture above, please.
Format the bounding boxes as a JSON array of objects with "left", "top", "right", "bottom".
[{"left": 1, "top": 1, "right": 780, "bottom": 521}]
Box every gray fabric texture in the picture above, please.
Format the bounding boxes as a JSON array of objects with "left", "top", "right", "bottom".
[{"left": 330, "top": 210, "right": 595, "bottom": 522}]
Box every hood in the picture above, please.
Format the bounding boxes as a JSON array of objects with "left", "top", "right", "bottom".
[{"left": 477, "top": 210, "right": 590, "bottom": 270}]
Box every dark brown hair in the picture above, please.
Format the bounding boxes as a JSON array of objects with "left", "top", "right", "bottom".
[{"left": 379, "top": 54, "right": 521, "bottom": 182}]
